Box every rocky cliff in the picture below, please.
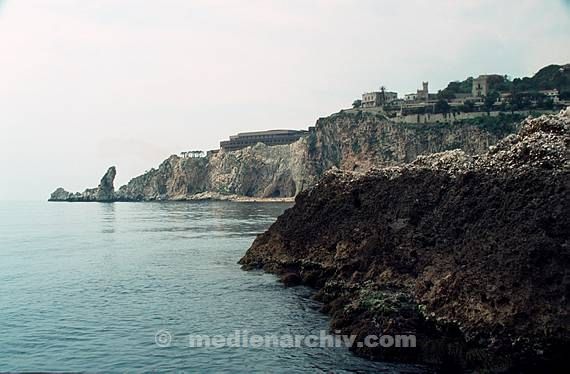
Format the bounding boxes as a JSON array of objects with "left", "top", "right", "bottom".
[
  {"left": 49, "top": 112, "right": 519, "bottom": 202},
  {"left": 239, "top": 109, "right": 570, "bottom": 372},
  {"left": 306, "top": 111, "right": 517, "bottom": 174},
  {"left": 49, "top": 167, "right": 117, "bottom": 202},
  {"left": 114, "top": 139, "right": 314, "bottom": 201}
]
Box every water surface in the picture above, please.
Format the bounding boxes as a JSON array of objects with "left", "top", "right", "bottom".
[{"left": 0, "top": 201, "right": 423, "bottom": 372}]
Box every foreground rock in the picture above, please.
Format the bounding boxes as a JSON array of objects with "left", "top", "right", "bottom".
[
  {"left": 49, "top": 112, "right": 520, "bottom": 201},
  {"left": 239, "top": 109, "right": 570, "bottom": 372}
]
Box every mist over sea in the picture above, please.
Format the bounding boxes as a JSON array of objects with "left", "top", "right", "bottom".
[{"left": 0, "top": 201, "right": 421, "bottom": 372}]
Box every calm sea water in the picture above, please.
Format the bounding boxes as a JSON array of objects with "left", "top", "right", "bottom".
[{"left": 0, "top": 201, "right": 423, "bottom": 373}]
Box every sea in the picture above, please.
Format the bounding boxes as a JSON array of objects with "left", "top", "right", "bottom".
[{"left": 0, "top": 201, "right": 425, "bottom": 373}]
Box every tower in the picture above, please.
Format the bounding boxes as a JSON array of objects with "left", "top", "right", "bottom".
[
  {"left": 419, "top": 82, "right": 429, "bottom": 101},
  {"left": 472, "top": 75, "right": 488, "bottom": 97}
]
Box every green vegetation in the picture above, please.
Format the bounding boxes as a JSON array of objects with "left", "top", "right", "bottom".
[
  {"left": 438, "top": 77, "right": 473, "bottom": 100},
  {"left": 393, "top": 113, "right": 522, "bottom": 138},
  {"left": 440, "top": 64, "right": 570, "bottom": 101},
  {"left": 440, "top": 65, "right": 569, "bottom": 96},
  {"left": 455, "top": 113, "right": 523, "bottom": 137},
  {"left": 461, "top": 99, "right": 475, "bottom": 113},
  {"left": 482, "top": 74, "right": 512, "bottom": 92},
  {"left": 484, "top": 91, "right": 500, "bottom": 114},
  {"left": 506, "top": 93, "right": 555, "bottom": 112},
  {"left": 358, "top": 288, "right": 414, "bottom": 315},
  {"left": 513, "top": 64, "right": 570, "bottom": 97},
  {"left": 435, "top": 99, "right": 451, "bottom": 114},
  {"left": 434, "top": 64, "right": 569, "bottom": 115}
]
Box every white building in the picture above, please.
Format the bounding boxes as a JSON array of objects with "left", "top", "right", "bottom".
[
  {"left": 404, "top": 82, "right": 431, "bottom": 102},
  {"left": 404, "top": 93, "right": 418, "bottom": 101},
  {"left": 539, "top": 89, "right": 560, "bottom": 102},
  {"left": 361, "top": 91, "right": 398, "bottom": 108}
]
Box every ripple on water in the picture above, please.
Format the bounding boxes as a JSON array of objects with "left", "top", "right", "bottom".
[{"left": 0, "top": 201, "right": 428, "bottom": 373}]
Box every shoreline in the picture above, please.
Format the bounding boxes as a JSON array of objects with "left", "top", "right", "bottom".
[
  {"left": 48, "top": 192, "right": 295, "bottom": 203},
  {"left": 238, "top": 110, "right": 570, "bottom": 372},
  {"left": 180, "top": 192, "right": 295, "bottom": 203}
]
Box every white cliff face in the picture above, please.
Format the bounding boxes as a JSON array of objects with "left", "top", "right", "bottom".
[
  {"left": 207, "top": 140, "right": 315, "bottom": 197},
  {"left": 49, "top": 112, "right": 522, "bottom": 201},
  {"left": 110, "top": 139, "right": 315, "bottom": 201}
]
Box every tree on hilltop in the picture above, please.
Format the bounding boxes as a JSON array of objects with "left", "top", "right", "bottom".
[
  {"left": 484, "top": 91, "right": 500, "bottom": 114},
  {"left": 435, "top": 99, "right": 451, "bottom": 114}
]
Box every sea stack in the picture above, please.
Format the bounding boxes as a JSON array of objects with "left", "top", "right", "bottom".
[
  {"left": 49, "top": 166, "right": 117, "bottom": 202},
  {"left": 96, "top": 166, "right": 116, "bottom": 201}
]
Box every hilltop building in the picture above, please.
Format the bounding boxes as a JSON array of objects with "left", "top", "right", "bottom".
[
  {"left": 404, "top": 93, "right": 418, "bottom": 101},
  {"left": 361, "top": 91, "right": 398, "bottom": 108},
  {"left": 220, "top": 129, "right": 307, "bottom": 152},
  {"left": 416, "top": 82, "right": 429, "bottom": 102},
  {"left": 472, "top": 75, "right": 489, "bottom": 97},
  {"left": 180, "top": 150, "right": 205, "bottom": 158},
  {"left": 403, "top": 82, "right": 437, "bottom": 103},
  {"left": 540, "top": 89, "right": 560, "bottom": 103},
  {"left": 355, "top": 65, "right": 568, "bottom": 119}
]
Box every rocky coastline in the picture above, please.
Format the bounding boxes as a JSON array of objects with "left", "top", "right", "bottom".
[
  {"left": 239, "top": 109, "right": 570, "bottom": 372},
  {"left": 49, "top": 112, "right": 519, "bottom": 202},
  {"left": 49, "top": 180, "right": 294, "bottom": 203}
]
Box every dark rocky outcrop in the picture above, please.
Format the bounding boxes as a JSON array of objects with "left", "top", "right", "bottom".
[
  {"left": 49, "top": 166, "right": 116, "bottom": 202},
  {"left": 239, "top": 109, "right": 570, "bottom": 372},
  {"left": 96, "top": 166, "right": 116, "bottom": 201},
  {"left": 49, "top": 113, "right": 521, "bottom": 202}
]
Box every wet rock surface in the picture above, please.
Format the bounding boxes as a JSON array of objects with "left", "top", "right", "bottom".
[{"left": 239, "top": 109, "right": 570, "bottom": 372}]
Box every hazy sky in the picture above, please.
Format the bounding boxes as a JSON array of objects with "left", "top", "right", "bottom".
[{"left": 0, "top": 0, "right": 569, "bottom": 200}]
